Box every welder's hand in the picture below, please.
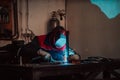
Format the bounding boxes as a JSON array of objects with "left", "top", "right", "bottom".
[
  {"left": 37, "top": 49, "right": 50, "bottom": 56},
  {"left": 68, "top": 54, "right": 81, "bottom": 64},
  {"left": 37, "top": 49, "right": 51, "bottom": 60}
]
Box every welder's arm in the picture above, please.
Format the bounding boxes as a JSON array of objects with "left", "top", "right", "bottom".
[{"left": 37, "top": 49, "right": 51, "bottom": 60}]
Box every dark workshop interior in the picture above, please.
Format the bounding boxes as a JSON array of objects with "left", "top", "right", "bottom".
[{"left": 0, "top": 0, "right": 120, "bottom": 80}]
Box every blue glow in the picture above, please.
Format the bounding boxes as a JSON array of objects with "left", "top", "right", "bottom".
[
  {"left": 63, "top": 48, "right": 75, "bottom": 63},
  {"left": 90, "top": 0, "right": 120, "bottom": 19},
  {"left": 55, "top": 34, "right": 66, "bottom": 48},
  {"left": 54, "top": 34, "right": 76, "bottom": 63},
  {"left": 68, "top": 48, "right": 75, "bottom": 55}
]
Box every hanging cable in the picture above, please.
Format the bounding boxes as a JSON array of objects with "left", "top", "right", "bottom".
[
  {"left": 12, "top": 0, "right": 19, "bottom": 40},
  {"left": 23, "top": 0, "right": 34, "bottom": 43}
]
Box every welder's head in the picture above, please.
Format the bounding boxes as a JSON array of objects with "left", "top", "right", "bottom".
[
  {"left": 46, "top": 26, "right": 67, "bottom": 50},
  {"left": 55, "top": 33, "right": 66, "bottom": 48}
]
